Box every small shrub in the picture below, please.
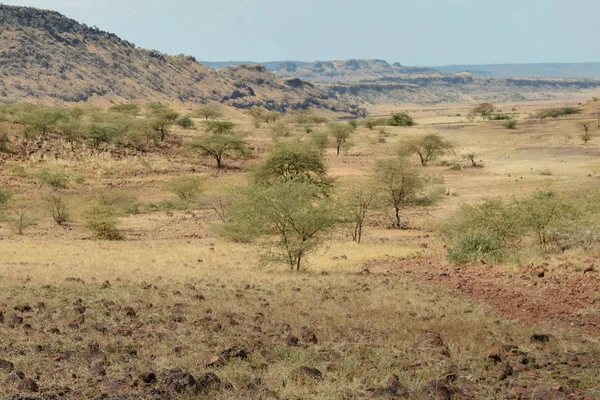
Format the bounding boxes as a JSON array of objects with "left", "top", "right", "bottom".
[
  {"left": 165, "top": 176, "right": 205, "bottom": 202},
  {"left": 489, "top": 114, "right": 511, "bottom": 121},
  {"left": 0, "top": 189, "right": 12, "bottom": 208},
  {"left": 388, "top": 112, "right": 414, "bottom": 127},
  {"left": 44, "top": 192, "right": 69, "bottom": 225},
  {"left": 4, "top": 164, "right": 27, "bottom": 177},
  {"left": 94, "top": 190, "right": 141, "bottom": 215},
  {"left": 85, "top": 205, "right": 123, "bottom": 240},
  {"left": 581, "top": 133, "right": 591, "bottom": 144},
  {"left": 73, "top": 173, "right": 86, "bottom": 184},
  {"left": 38, "top": 168, "right": 69, "bottom": 189},
  {"left": 503, "top": 119, "right": 517, "bottom": 129},
  {"left": 6, "top": 211, "right": 37, "bottom": 235},
  {"left": 448, "top": 163, "right": 462, "bottom": 171}
]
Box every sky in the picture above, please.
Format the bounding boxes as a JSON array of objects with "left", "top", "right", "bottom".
[{"left": 5, "top": 0, "right": 600, "bottom": 66}]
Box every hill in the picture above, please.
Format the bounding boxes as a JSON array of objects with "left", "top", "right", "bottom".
[
  {"left": 433, "top": 62, "right": 600, "bottom": 79},
  {"left": 0, "top": 5, "right": 362, "bottom": 115}
]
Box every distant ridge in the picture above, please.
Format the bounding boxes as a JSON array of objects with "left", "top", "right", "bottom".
[{"left": 432, "top": 63, "right": 600, "bottom": 79}]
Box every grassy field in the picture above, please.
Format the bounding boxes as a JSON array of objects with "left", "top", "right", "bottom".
[{"left": 0, "top": 98, "right": 599, "bottom": 399}]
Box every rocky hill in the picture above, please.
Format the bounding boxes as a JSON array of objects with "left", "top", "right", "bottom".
[
  {"left": 0, "top": 5, "right": 362, "bottom": 115},
  {"left": 272, "top": 59, "right": 436, "bottom": 82}
]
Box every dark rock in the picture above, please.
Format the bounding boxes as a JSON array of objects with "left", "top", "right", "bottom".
[
  {"left": 90, "top": 363, "right": 106, "bottom": 376},
  {"left": 422, "top": 379, "right": 451, "bottom": 400},
  {"left": 17, "top": 377, "right": 39, "bottom": 392},
  {"left": 488, "top": 348, "right": 502, "bottom": 364},
  {"left": 101, "top": 280, "right": 111, "bottom": 288},
  {"left": 6, "top": 370, "right": 25, "bottom": 383},
  {"left": 290, "top": 366, "right": 323, "bottom": 383},
  {"left": 499, "top": 363, "right": 513, "bottom": 380},
  {"left": 300, "top": 327, "right": 318, "bottom": 344},
  {"left": 123, "top": 307, "right": 136, "bottom": 317},
  {"left": 0, "top": 359, "right": 14, "bottom": 372},
  {"left": 286, "top": 335, "right": 300, "bottom": 346},
  {"left": 162, "top": 369, "right": 196, "bottom": 394},
  {"left": 139, "top": 371, "right": 156, "bottom": 384},
  {"left": 217, "top": 346, "right": 248, "bottom": 361},
  {"left": 196, "top": 372, "right": 221, "bottom": 392},
  {"left": 14, "top": 304, "right": 32, "bottom": 313},
  {"left": 9, "top": 313, "right": 24, "bottom": 327},
  {"left": 373, "top": 374, "right": 409, "bottom": 398},
  {"left": 530, "top": 334, "right": 550, "bottom": 343}
]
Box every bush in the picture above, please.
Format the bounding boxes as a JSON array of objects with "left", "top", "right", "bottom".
[
  {"left": 489, "top": 114, "right": 512, "bottom": 121},
  {"left": 176, "top": 116, "right": 195, "bottom": 129},
  {"left": 165, "top": 176, "right": 205, "bottom": 202},
  {"left": 533, "top": 107, "right": 582, "bottom": 119},
  {"left": 447, "top": 232, "right": 503, "bottom": 264},
  {"left": 94, "top": 190, "right": 141, "bottom": 215},
  {"left": 85, "top": 205, "right": 123, "bottom": 240},
  {"left": 504, "top": 119, "right": 517, "bottom": 129},
  {"left": 388, "top": 112, "right": 414, "bottom": 127},
  {"left": 38, "top": 168, "right": 69, "bottom": 189},
  {"left": 5, "top": 211, "right": 37, "bottom": 235},
  {"left": 0, "top": 189, "right": 12, "bottom": 208},
  {"left": 44, "top": 192, "right": 69, "bottom": 225}
]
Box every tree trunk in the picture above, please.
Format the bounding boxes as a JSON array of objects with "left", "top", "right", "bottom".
[
  {"left": 296, "top": 253, "right": 302, "bottom": 271},
  {"left": 336, "top": 144, "right": 341, "bottom": 156},
  {"left": 357, "top": 222, "right": 363, "bottom": 243},
  {"left": 395, "top": 207, "right": 401, "bottom": 229},
  {"left": 216, "top": 156, "right": 222, "bottom": 169}
]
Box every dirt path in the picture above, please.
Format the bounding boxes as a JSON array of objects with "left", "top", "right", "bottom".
[{"left": 368, "top": 255, "right": 600, "bottom": 336}]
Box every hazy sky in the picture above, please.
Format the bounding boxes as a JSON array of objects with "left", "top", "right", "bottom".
[{"left": 6, "top": 0, "right": 599, "bottom": 65}]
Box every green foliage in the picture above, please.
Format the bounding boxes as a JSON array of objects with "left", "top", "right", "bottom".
[
  {"left": 0, "top": 189, "right": 12, "bottom": 209},
  {"left": 503, "top": 119, "right": 518, "bottom": 129},
  {"left": 175, "top": 115, "right": 195, "bottom": 130},
  {"left": 86, "top": 122, "right": 117, "bottom": 149},
  {"left": 108, "top": 103, "right": 140, "bottom": 118},
  {"left": 327, "top": 122, "right": 354, "bottom": 156},
  {"left": 581, "top": 133, "right": 592, "bottom": 144},
  {"left": 398, "top": 134, "right": 454, "bottom": 166},
  {"left": 269, "top": 120, "right": 292, "bottom": 138},
  {"left": 223, "top": 181, "right": 340, "bottom": 270},
  {"left": 364, "top": 118, "right": 378, "bottom": 130},
  {"left": 193, "top": 103, "right": 224, "bottom": 121},
  {"left": 440, "top": 198, "right": 523, "bottom": 263},
  {"left": 5, "top": 210, "right": 37, "bottom": 235},
  {"left": 343, "top": 187, "right": 378, "bottom": 243},
  {"left": 147, "top": 103, "right": 179, "bottom": 141},
  {"left": 533, "top": 107, "right": 582, "bottom": 119},
  {"left": 472, "top": 102, "right": 495, "bottom": 121},
  {"left": 290, "top": 109, "right": 328, "bottom": 124},
  {"left": 388, "top": 112, "right": 414, "bottom": 127},
  {"left": 310, "top": 131, "right": 329, "bottom": 152},
  {"left": 489, "top": 114, "right": 512, "bottom": 121},
  {"left": 253, "top": 141, "right": 331, "bottom": 189},
  {"left": 165, "top": 176, "right": 205, "bottom": 202},
  {"left": 20, "top": 107, "right": 68, "bottom": 138},
  {"left": 203, "top": 120, "right": 235, "bottom": 135},
  {"left": 38, "top": 168, "right": 69, "bottom": 189},
  {"left": 189, "top": 134, "right": 250, "bottom": 169},
  {"left": 373, "top": 157, "right": 425, "bottom": 228},
  {"left": 85, "top": 204, "right": 123, "bottom": 240},
  {"left": 94, "top": 190, "right": 141, "bottom": 215}
]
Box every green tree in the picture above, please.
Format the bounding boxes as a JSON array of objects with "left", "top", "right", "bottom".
[
  {"left": 344, "top": 187, "right": 378, "bottom": 243},
  {"left": 109, "top": 103, "right": 140, "bottom": 118},
  {"left": 194, "top": 103, "right": 224, "bottom": 121},
  {"left": 147, "top": 103, "right": 179, "bottom": 141},
  {"left": 176, "top": 115, "right": 195, "bottom": 130},
  {"left": 374, "top": 157, "right": 425, "bottom": 228},
  {"left": 87, "top": 122, "right": 116, "bottom": 150},
  {"left": 165, "top": 176, "right": 205, "bottom": 202},
  {"left": 203, "top": 120, "right": 235, "bottom": 135},
  {"left": 189, "top": 134, "right": 250, "bottom": 169},
  {"left": 398, "top": 134, "right": 454, "bottom": 166},
  {"left": 21, "top": 107, "right": 68, "bottom": 138},
  {"left": 245, "top": 106, "right": 267, "bottom": 128},
  {"left": 388, "top": 112, "right": 415, "bottom": 127},
  {"left": 253, "top": 141, "right": 331, "bottom": 189},
  {"left": 472, "top": 102, "right": 495, "bottom": 121},
  {"left": 328, "top": 122, "right": 354, "bottom": 156},
  {"left": 224, "top": 180, "right": 339, "bottom": 270}
]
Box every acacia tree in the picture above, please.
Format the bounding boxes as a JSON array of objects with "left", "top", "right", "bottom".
[
  {"left": 109, "top": 103, "right": 140, "bottom": 118},
  {"left": 253, "top": 141, "right": 332, "bottom": 189},
  {"left": 345, "top": 187, "right": 378, "bottom": 243},
  {"left": 203, "top": 120, "right": 235, "bottom": 135},
  {"left": 225, "top": 180, "right": 339, "bottom": 271},
  {"left": 194, "top": 103, "right": 224, "bottom": 121},
  {"left": 472, "top": 102, "right": 495, "bottom": 121},
  {"left": 398, "top": 134, "right": 454, "bottom": 166},
  {"left": 21, "top": 107, "right": 68, "bottom": 138},
  {"left": 328, "top": 122, "right": 355, "bottom": 156},
  {"left": 374, "top": 157, "right": 425, "bottom": 228},
  {"left": 189, "top": 134, "right": 250, "bottom": 169},
  {"left": 147, "top": 103, "right": 179, "bottom": 141}
]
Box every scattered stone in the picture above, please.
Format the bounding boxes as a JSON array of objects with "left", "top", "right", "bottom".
[
  {"left": 101, "top": 280, "right": 111, "bottom": 288},
  {"left": 196, "top": 372, "right": 221, "bottom": 392},
  {"left": 583, "top": 266, "right": 595, "bottom": 273},
  {"left": 16, "top": 377, "right": 39, "bottom": 392},
  {"left": 74, "top": 306, "right": 86, "bottom": 314},
  {"left": 6, "top": 370, "right": 25, "bottom": 383},
  {"left": 14, "top": 304, "right": 32, "bottom": 313},
  {"left": 422, "top": 379, "right": 451, "bottom": 400},
  {"left": 69, "top": 315, "right": 85, "bottom": 328},
  {"left": 0, "top": 311, "right": 3, "bottom": 323},
  {"left": 217, "top": 346, "right": 249, "bottom": 361},
  {"left": 139, "top": 371, "right": 156, "bottom": 384},
  {"left": 300, "top": 328, "right": 318, "bottom": 344},
  {"left": 488, "top": 348, "right": 502, "bottom": 364},
  {"left": 286, "top": 335, "right": 300, "bottom": 346},
  {"left": 123, "top": 307, "right": 136, "bottom": 317},
  {"left": 0, "top": 359, "right": 14, "bottom": 372},
  {"left": 290, "top": 366, "right": 323, "bottom": 383},
  {"left": 373, "top": 374, "right": 409, "bottom": 398},
  {"left": 162, "top": 369, "right": 196, "bottom": 394},
  {"left": 90, "top": 363, "right": 106, "bottom": 376},
  {"left": 530, "top": 334, "right": 550, "bottom": 343},
  {"left": 204, "top": 354, "right": 225, "bottom": 367},
  {"left": 499, "top": 363, "right": 513, "bottom": 380},
  {"left": 8, "top": 314, "right": 24, "bottom": 327}
]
